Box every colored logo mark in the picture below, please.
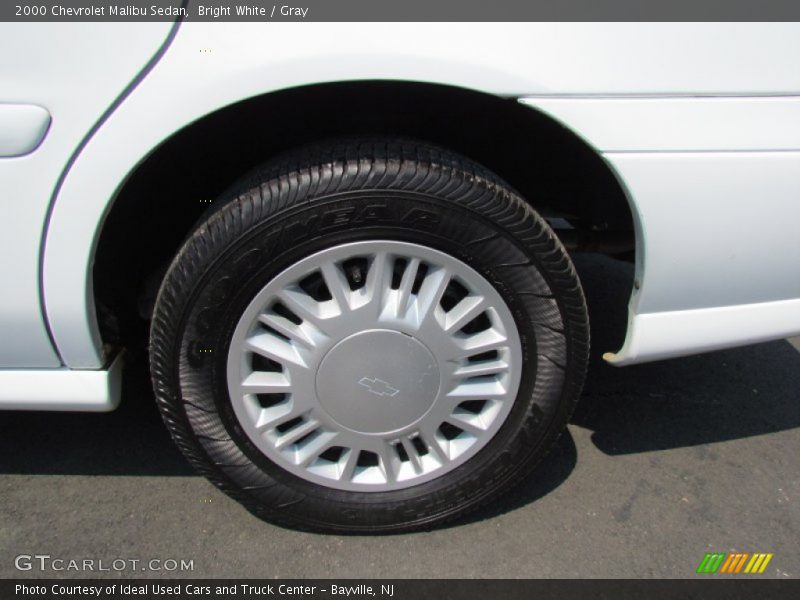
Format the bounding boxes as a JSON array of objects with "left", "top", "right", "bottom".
[{"left": 696, "top": 552, "right": 773, "bottom": 574}]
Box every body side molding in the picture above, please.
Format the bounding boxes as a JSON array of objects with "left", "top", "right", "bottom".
[{"left": 0, "top": 352, "right": 123, "bottom": 411}]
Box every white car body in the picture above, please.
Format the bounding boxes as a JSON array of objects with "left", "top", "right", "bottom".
[{"left": 1, "top": 22, "right": 799, "bottom": 410}]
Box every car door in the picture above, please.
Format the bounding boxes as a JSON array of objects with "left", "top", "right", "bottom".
[{"left": 0, "top": 22, "right": 176, "bottom": 366}]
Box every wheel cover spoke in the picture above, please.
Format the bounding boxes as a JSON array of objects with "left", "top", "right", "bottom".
[{"left": 227, "top": 241, "right": 522, "bottom": 492}]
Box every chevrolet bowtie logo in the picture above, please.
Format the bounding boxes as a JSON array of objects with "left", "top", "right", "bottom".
[{"left": 357, "top": 377, "right": 400, "bottom": 397}]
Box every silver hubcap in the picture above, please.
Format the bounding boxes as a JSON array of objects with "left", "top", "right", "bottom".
[
  {"left": 227, "top": 240, "right": 522, "bottom": 491},
  {"left": 316, "top": 330, "right": 439, "bottom": 434}
]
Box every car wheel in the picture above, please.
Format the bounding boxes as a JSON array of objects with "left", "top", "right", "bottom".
[{"left": 149, "top": 139, "right": 589, "bottom": 532}]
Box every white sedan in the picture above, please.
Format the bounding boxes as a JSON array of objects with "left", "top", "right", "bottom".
[{"left": 1, "top": 20, "right": 798, "bottom": 532}]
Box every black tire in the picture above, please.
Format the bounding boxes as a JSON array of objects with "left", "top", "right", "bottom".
[{"left": 149, "top": 139, "right": 589, "bottom": 533}]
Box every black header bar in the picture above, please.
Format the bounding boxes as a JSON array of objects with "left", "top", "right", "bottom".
[{"left": 4, "top": 0, "right": 800, "bottom": 22}]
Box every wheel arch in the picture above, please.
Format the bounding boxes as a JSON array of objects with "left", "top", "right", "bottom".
[{"left": 50, "top": 80, "right": 636, "bottom": 367}]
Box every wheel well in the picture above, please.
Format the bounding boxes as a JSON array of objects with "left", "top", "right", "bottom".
[{"left": 94, "top": 80, "right": 634, "bottom": 349}]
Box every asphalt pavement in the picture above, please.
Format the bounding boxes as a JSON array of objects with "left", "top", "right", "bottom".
[{"left": 1, "top": 254, "right": 798, "bottom": 579}]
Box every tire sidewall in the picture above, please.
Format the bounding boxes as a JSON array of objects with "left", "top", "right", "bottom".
[
  {"left": 150, "top": 143, "right": 587, "bottom": 532},
  {"left": 171, "top": 193, "right": 566, "bottom": 527}
]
